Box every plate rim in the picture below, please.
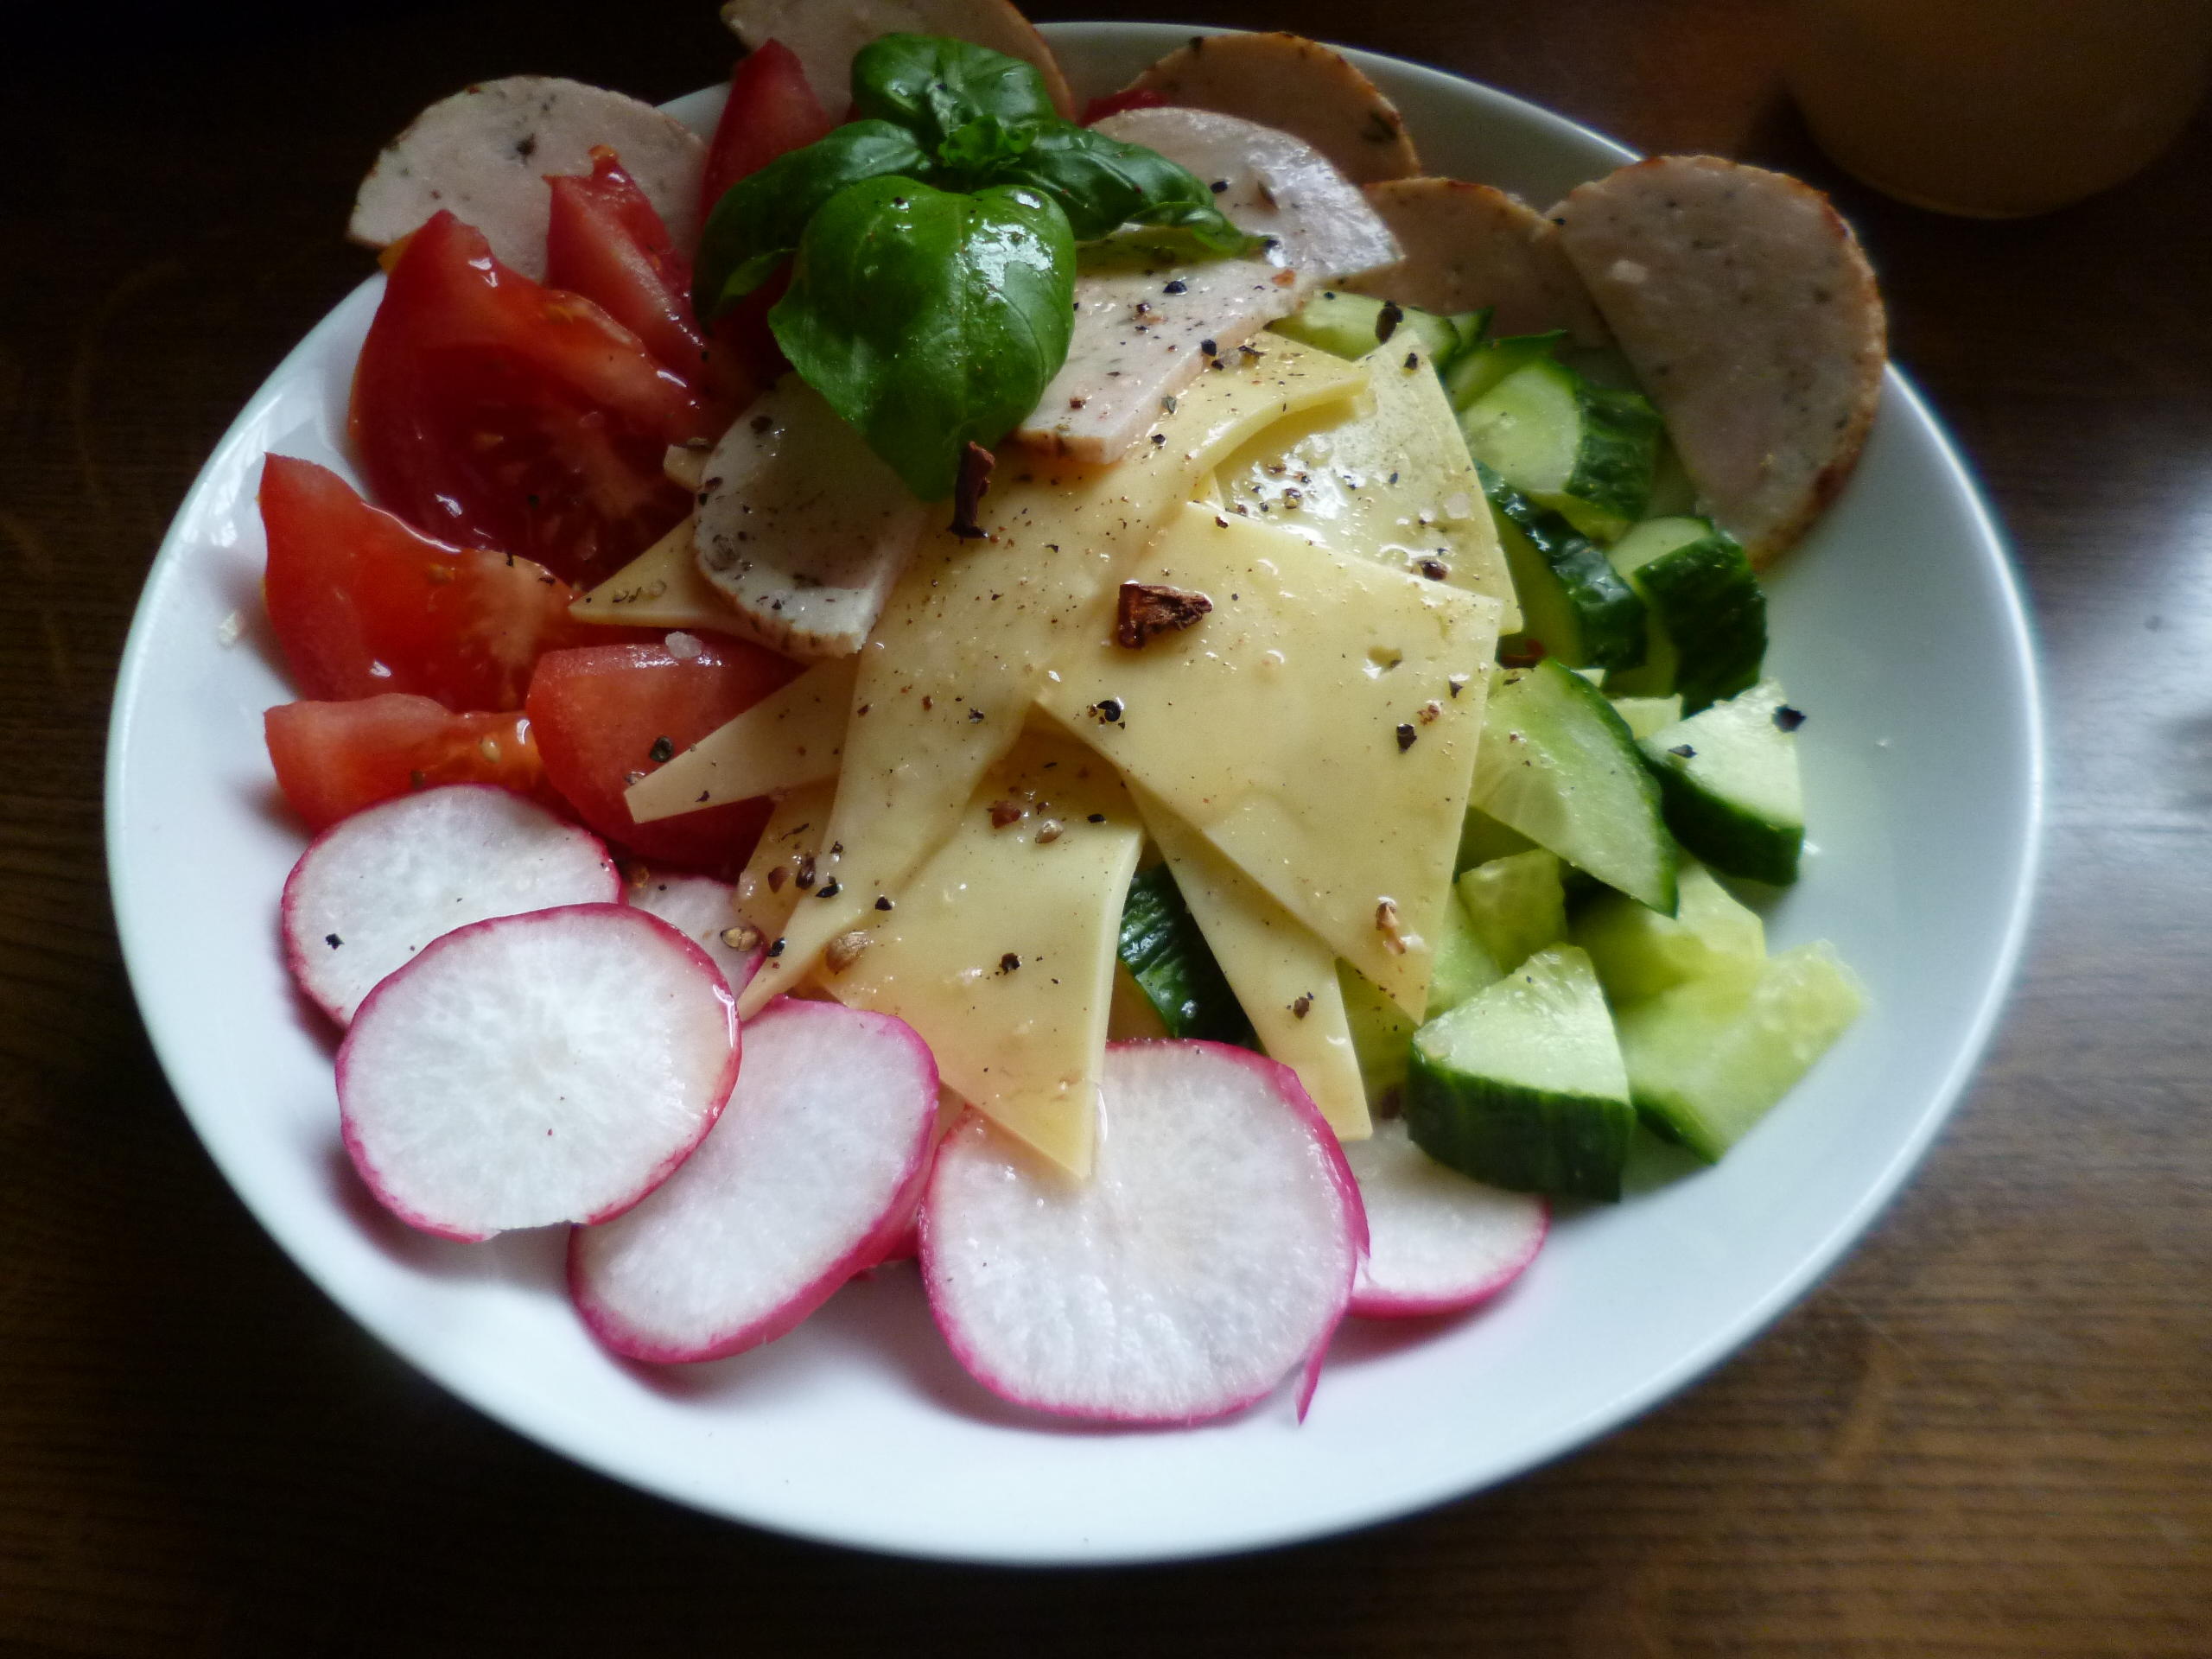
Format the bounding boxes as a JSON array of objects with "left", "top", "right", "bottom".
[{"left": 104, "top": 21, "right": 2045, "bottom": 1564}]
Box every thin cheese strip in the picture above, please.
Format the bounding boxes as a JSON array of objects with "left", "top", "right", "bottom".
[
  {"left": 569, "top": 516, "right": 741, "bottom": 635},
  {"left": 825, "top": 732, "right": 1141, "bottom": 1176},
  {"left": 736, "top": 340, "right": 1365, "bottom": 1016},
  {"left": 729, "top": 781, "right": 836, "bottom": 943},
  {"left": 1222, "top": 340, "right": 1520, "bottom": 628},
  {"left": 1130, "top": 782, "right": 1370, "bottom": 1140},
  {"left": 1038, "top": 504, "right": 1500, "bottom": 1020},
  {"left": 626, "top": 658, "right": 856, "bottom": 824}
]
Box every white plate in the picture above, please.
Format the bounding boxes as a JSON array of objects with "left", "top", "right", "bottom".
[{"left": 106, "top": 23, "right": 2041, "bottom": 1563}]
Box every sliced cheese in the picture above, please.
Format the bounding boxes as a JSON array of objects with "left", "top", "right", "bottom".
[
  {"left": 731, "top": 781, "right": 836, "bottom": 943},
  {"left": 1131, "top": 782, "right": 1369, "bottom": 1140},
  {"left": 1224, "top": 341, "right": 1519, "bottom": 628},
  {"left": 569, "top": 516, "right": 741, "bottom": 635},
  {"left": 1037, "top": 504, "right": 1501, "bottom": 1020},
  {"left": 737, "top": 338, "right": 1365, "bottom": 1016},
  {"left": 825, "top": 731, "right": 1141, "bottom": 1177},
  {"left": 626, "top": 658, "right": 856, "bottom": 825}
]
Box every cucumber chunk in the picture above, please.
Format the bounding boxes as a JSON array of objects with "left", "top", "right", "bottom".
[
  {"left": 1471, "top": 659, "right": 1679, "bottom": 914},
  {"left": 1117, "top": 865, "right": 1255, "bottom": 1046},
  {"left": 1456, "top": 849, "right": 1567, "bottom": 976},
  {"left": 1426, "top": 889, "right": 1503, "bottom": 1019},
  {"left": 1616, "top": 942, "right": 1866, "bottom": 1160},
  {"left": 1455, "top": 803, "right": 1537, "bottom": 871},
  {"left": 1406, "top": 945, "right": 1635, "bottom": 1200},
  {"left": 1444, "top": 329, "right": 1565, "bottom": 410},
  {"left": 1480, "top": 462, "right": 1647, "bottom": 671},
  {"left": 1459, "top": 358, "right": 1663, "bottom": 542},
  {"left": 1608, "top": 693, "right": 1682, "bottom": 740},
  {"left": 1340, "top": 961, "right": 1416, "bottom": 1107},
  {"left": 1603, "top": 517, "right": 1767, "bottom": 713},
  {"left": 1274, "top": 289, "right": 1464, "bottom": 371},
  {"left": 1639, "top": 680, "right": 1805, "bottom": 886},
  {"left": 1448, "top": 308, "right": 1494, "bottom": 358},
  {"left": 1573, "top": 859, "right": 1765, "bottom": 1004}
]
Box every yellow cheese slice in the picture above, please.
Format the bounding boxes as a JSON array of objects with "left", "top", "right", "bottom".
[
  {"left": 736, "top": 338, "right": 1366, "bottom": 1017},
  {"left": 1220, "top": 343, "right": 1519, "bottom": 628},
  {"left": 625, "top": 658, "right": 856, "bottom": 825},
  {"left": 824, "top": 731, "right": 1141, "bottom": 1176},
  {"left": 1129, "top": 783, "right": 1370, "bottom": 1140},
  {"left": 729, "top": 780, "right": 836, "bottom": 942},
  {"left": 569, "top": 515, "right": 746, "bottom": 635},
  {"left": 1038, "top": 503, "right": 1501, "bottom": 1020}
]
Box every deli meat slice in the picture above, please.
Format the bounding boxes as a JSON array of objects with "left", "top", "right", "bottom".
[
  {"left": 1342, "top": 178, "right": 1611, "bottom": 347},
  {"left": 1123, "top": 31, "right": 1421, "bottom": 186},
  {"left": 350, "top": 77, "right": 706, "bottom": 278},
  {"left": 720, "top": 0, "right": 1075, "bottom": 118},
  {"left": 1551, "top": 156, "right": 1886, "bottom": 563},
  {"left": 693, "top": 376, "right": 930, "bottom": 658},
  {"left": 1015, "top": 107, "right": 1398, "bottom": 464}
]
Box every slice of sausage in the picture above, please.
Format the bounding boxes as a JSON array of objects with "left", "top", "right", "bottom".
[
  {"left": 1014, "top": 107, "right": 1399, "bottom": 465},
  {"left": 694, "top": 377, "right": 931, "bottom": 658},
  {"left": 719, "top": 0, "right": 1075, "bottom": 119},
  {"left": 1123, "top": 31, "right": 1421, "bottom": 186},
  {"left": 349, "top": 77, "right": 707, "bottom": 278},
  {"left": 1552, "top": 156, "right": 1886, "bottom": 563},
  {"left": 1341, "top": 178, "right": 1611, "bottom": 347}
]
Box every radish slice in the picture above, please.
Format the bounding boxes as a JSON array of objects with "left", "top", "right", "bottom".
[
  {"left": 1344, "top": 1117, "right": 1548, "bottom": 1319},
  {"left": 570, "top": 998, "right": 938, "bottom": 1362},
  {"left": 282, "top": 784, "right": 619, "bottom": 1025},
  {"left": 338, "top": 904, "right": 739, "bottom": 1242},
  {"left": 923, "top": 1040, "right": 1365, "bottom": 1426},
  {"left": 625, "top": 870, "right": 760, "bottom": 995}
]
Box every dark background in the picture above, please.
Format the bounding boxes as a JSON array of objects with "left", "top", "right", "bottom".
[{"left": 3, "top": 2, "right": 2208, "bottom": 1653}]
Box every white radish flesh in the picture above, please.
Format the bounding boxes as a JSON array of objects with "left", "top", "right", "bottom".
[
  {"left": 1344, "top": 1117, "right": 1548, "bottom": 1318},
  {"left": 923, "top": 1041, "right": 1365, "bottom": 1426},
  {"left": 570, "top": 998, "right": 938, "bottom": 1362},
  {"left": 282, "top": 785, "right": 620, "bottom": 1026},
  {"left": 338, "top": 905, "right": 740, "bottom": 1241},
  {"left": 625, "top": 870, "right": 761, "bottom": 995}
]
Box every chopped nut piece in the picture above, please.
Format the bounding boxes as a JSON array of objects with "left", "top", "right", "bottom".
[
  {"left": 720, "top": 925, "right": 762, "bottom": 951},
  {"left": 1116, "top": 582, "right": 1213, "bottom": 649},
  {"left": 1376, "top": 899, "right": 1409, "bottom": 954},
  {"left": 824, "top": 931, "right": 871, "bottom": 973},
  {"left": 1291, "top": 992, "right": 1313, "bottom": 1019},
  {"left": 1034, "top": 818, "right": 1065, "bottom": 843},
  {"left": 1418, "top": 699, "right": 1443, "bottom": 724},
  {"left": 988, "top": 798, "right": 1026, "bottom": 829}
]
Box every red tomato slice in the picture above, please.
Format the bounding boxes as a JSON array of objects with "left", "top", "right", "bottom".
[
  {"left": 1082, "top": 88, "right": 1171, "bottom": 124},
  {"left": 526, "top": 639, "right": 799, "bottom": 874},
  {"left": 260, "top": 454, "right": 625, "bottom": 711},
  {"left": 699, "top": 41, "right": 834, "bottom": 219},
  {"left": 547, "top": 147, "right": 750, "bottom": 413},
  {"left": 264, "top": 696, "right": 547, "bottom": 832},
  {"left": 351, "top": 211, "right": 709, "bottom": 589}
]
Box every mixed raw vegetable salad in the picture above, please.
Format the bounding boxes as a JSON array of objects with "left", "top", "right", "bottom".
[{"left": 256, "top": 3, "right": 1884, "bottom": 1427}]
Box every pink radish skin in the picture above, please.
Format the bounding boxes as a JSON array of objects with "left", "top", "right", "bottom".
[
  {"left": 283, "top": 784, "right": 619, "bottom": 1025},
  {"left": 570, "top": 998, "right": 939, "bottom": 1363},
  {"left": 338, "top": 904, "right": 739, "bottom": 1242},
  {"left": 922, "top": 1040, "right": 1367, "bottom": 1428},
  {"left": 1344, "top": 1117, "right": 1548, "bottom": 1319},
  {"left": 624, "top": 869, "right": 761, "bottom": 995}
]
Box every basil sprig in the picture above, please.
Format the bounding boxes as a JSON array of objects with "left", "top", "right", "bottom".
[
  {"left": 771, "top": 177, "right": 1075, "bottom": 501},
  {"left": 692, "top": 35, "right": 1260, "bottom": 499}
]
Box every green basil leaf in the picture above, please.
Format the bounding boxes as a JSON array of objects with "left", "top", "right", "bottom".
[
  {"left": 934, "top": 113, "right": 1039, "bottom": 189},
  {"left": 771, "top": 176, "right": 1075, "bottom": 500},
  {"left": 691, "top": 121, "right": 932, "bottom": 320},
  {"left": 994, "top": 124, "right": 1263, "bottom": 254},
  {"left": 851, "top": 34, "right": 1058, "bottom": 151}
]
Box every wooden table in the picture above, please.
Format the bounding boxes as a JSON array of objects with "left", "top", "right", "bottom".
[{"left": 4, "top": 1, "right": 2206, "bottom": 1650}]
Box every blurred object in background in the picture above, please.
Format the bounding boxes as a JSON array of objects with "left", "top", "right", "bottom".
[{"left": 1786, "top": 0, "right": 2212, "bottom": 216}]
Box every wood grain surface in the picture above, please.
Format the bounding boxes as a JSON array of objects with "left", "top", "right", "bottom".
[{"left": 3, "top": 2, "right": 2208, "bottom": 1652}]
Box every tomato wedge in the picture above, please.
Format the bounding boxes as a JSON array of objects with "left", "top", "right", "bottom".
[
  {"left": 526, "top": 639, "right": 799, "bottom": 874},
  {"left": 264, "top": 696, "right": 546, "bottom": 832},
  {"left": 1081, "top": 87, "right": 1170, "bottom": 124},
  {"left": 351, "top": 211, "right": 709, "bottom": 589},
  {"left": 547, "top": 146, "right": 747, "bottom": 412},
  {"left": 260, "top": 454, "right": 622, "bottom": 711},
  {"left": 699, "top": 41, "right": 834, "bottom": 219}
]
